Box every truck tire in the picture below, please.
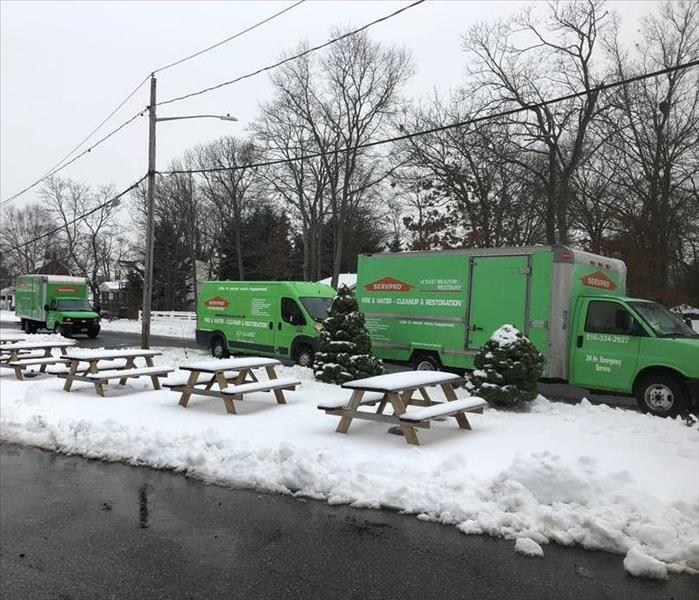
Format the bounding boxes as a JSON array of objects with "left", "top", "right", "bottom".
[
  {"left": 87, "top": 329, "right": 99, "bottom": 339},
  {"left": 412, "top": 352, "right": 441, "bottom": 371},
  {"left": 24, "top": 320, "right": 37, "bottom": 334},
  {"left": 294, "top": 345, "right": 314, "bottom": 368},
  {"left": 211, "top": 334, "right": 230, "bottom": 359},
  {"left": 636, "top": 374, "right": 688, "bottom": 418}
]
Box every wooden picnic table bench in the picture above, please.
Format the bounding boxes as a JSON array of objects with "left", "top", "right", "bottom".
[
  {"left": 318, "top": 371, "right": 487, "bottom": 446},
  {"left": 172, "top": 357, "right": 301, "bottom": 414},
  {"left": 57, "top": 349, "right": 173, "bottom": 396},
  {"left": 0, "top": 339, "right": 77, "bottom": 380}
]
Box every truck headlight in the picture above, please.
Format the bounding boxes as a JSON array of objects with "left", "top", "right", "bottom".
[
  {"left": 64, "top": 318, "right": 73, "bottom": 323},
  {"left": 313, "top": 323, "right": 323, "bottom": 332}
]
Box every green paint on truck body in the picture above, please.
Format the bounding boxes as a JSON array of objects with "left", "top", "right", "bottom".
[
  {"left": 196, "top": 281, "right": 336, "bottom": 363},
  {"left": 356, "top": 246, "right": 699, "bottom": 402},
  {"left": 15, "top": 275, "right": 100, "bottom": 336}
]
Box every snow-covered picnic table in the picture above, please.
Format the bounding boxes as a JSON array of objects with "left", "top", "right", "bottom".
[
  {"left": 0, "top": 333, "right": 25, "bottom": 345},
  {"left": 171, "top": 357, "right": 301, "bottom": 414},
  {"left": 57, "top": 348, "right": 173, "bottom": 396},
  {"left": 319, "top": 371, "right": 487, "bottom": 446},
  {"left": 0, "top": 339, "right": 77, "bottom": 380}
]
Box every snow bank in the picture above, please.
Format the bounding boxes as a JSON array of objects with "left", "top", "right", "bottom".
[
  {"left": 624, "top": 546, "right": 668, "bottom": 579},
  {"left": 100, "top": 318, "right": 195, "bottom": 339},
  {"left": 0, "top": 310, "right": 20, "bottom": 323},
  {"left": 1, "top": 348, "right": 697, "bottom": 577}
]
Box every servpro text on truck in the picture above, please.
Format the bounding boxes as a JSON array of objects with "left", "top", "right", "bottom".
[
  {"left": 15, "top": 275, "right": 100, "bottom": 338},
  {"left": 196, "top": 281, "right": 335, "bottom": 366},
  {"left": 356, "top": 245, "right": 699, "bottom": 417}
]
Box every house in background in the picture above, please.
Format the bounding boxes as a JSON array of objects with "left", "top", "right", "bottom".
[{"left": 0, "top": 286, "right": 15, "bottom": 311}]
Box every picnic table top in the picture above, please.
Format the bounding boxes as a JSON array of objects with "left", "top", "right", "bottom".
[
  {"left": 179, "top": 357, "right": 280, "bottom": 373},
  {"left": 0, "top": 334, "right": 25, "bottom": 344},
  {"left": 62, "top": 348, "right": 162, "bottom": 361},
  {"left": 1, "top": 339, "right": 77, "bottom": 351},
  {"left": 341, "top": 370, "right": 462, "bottom": 392}
]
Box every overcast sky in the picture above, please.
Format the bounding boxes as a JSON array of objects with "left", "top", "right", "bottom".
[{"left": 1, "top": 0, "right": 655, "bottom": 209}]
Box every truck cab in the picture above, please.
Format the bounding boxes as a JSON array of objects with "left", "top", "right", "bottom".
[
  {"left": 570, "top": 295, "right": 699, "bottom": 417},
  {"left": 45, "top": 297, "right": 101, "bottom": 338}
]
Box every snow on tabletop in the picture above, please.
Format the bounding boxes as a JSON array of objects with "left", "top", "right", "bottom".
[
  {"left": 514, "top": 537, "right": 544, "bottom": 557},
  {"left": 63, "top": 348, "right": 160, "bottom": 360},
  {"left": 180, "top": 357, "right": 280, "bottom": 372},
  {"left": 342, "top": 370, "right": 461, "bottom": 390},
  {"left": 490, "top": 324, "right": 521, "bottom": 347},
  {"left": 623, "top": 546, "right": 668, "bottom": 579},
  {"left": 2, "top": 339, "right": 77, "bottom": 350},
  {"left": 1, "top": 346, "right": 698, "bottom": 576}
]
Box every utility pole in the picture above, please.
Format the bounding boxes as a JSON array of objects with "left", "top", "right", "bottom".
[{"left": 141, "top": 75, "right": 157, "bottom": 349}]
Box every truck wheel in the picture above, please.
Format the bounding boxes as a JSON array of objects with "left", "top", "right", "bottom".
[
  {"left": 636, "top": 374, "right": 688, "bottom": 418},
  {"left": 211, "top": 335, "right": 230, "bottom": 359},
  {"left": 294, "top": 345, "right": 314, "bottom": 368},
  {"left": 87, "top": 329, "right": 99, "bottom": 339},
  {"left": 412, "top": 352, "right": 441, "bottom": 371}
]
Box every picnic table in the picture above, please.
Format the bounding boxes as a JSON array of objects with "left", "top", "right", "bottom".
[
  {"left": 0, "top": 333, "right": 25, "bottom": 345},
  {"left": 0, "top": 339, "right": 77, "bottom": 380},
  {"left": 318, "top": 371, "right": 487, "bottom": 446},
  {"left": 57, "top": 348, "right": 173, "bottom": 396},
  {"left": 169, "top": 357, "right": 301, "bottom": 414}
]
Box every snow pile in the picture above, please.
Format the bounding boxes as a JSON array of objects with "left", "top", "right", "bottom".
[
  {"left": 624, "top": 546, "right": 668, "bottom": 580},
  {"left": 515, "top": 537, "right": 544, "bottom": 557},
  {"left": 490, "top": 324, "right": 520, "bottom": 347},
  {"left": 100, "top": 318, "right": 195, "bottom": 339},
  {"left": 0, "top": 310, "right": 20, "bottom": 323},
  {"left": 1, "top": 348, "right": 698, "bottom": 577}
]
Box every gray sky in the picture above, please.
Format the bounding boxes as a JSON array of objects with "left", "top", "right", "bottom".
[{"left": 1, "top": 0, "right": 653, "bottom": 207}]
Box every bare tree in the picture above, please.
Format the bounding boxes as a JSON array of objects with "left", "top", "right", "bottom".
[{"left": 0, "top": 204, "right": 58, "bottom": 275}]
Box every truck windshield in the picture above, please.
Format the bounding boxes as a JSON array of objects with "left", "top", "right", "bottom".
[
  {"left": 628, "top": 301, "right": 698, "bottom": 338},
  {"left": 300, "top": 297, "right": 332, "bottom": 322},
  {"left": 56, "top": 299, "right": 91, "bottom": 311}
]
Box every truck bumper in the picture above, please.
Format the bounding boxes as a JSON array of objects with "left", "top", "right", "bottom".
[
  {"left": 195, "top": 329, "right": 211, "bottom": 348},
  {"left": 687, "top": 378, "right": 699, "bottom": 405},
  {"left": 64, "top": 322, "right": 99, "bottom": 335}
]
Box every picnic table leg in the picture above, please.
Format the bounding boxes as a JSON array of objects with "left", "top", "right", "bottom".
[
  {"left": 179, "top": 371, "right": 200, "bottom": 408},
  {"left": 419, "top": 387, "right": 433, "bottom": 405},
  {"left": 376, "top": 394, "right": 388, "bottom": 414},
  {"left": 440, "top": 383, "right": 471, "bottom": 429},
  {"left": 336, "top": 390, "right": 365, "bottom": 434},
  {"left": 265, "top": 366, "right": 287, "bottom": 405},
  {"left": 63, "top": 360, "right": 78, "bottom": 391},
  {"left": 234, "top": 369, "right": 249, "bottom": 385},
  {"left": 143, "top": 356, "right": 162, "bottom": 390},
  {"left": 387, "top": 391, "right": 420, "bottom": 446},
  {"left": 213, "top": 373, "right": 237, "bottom": 414},
  {"left": 120, "top": 357, "right": 136, "bottom": 385},
  {"left": 14, "top": 366, "right": 23, "bottom": 381},
  {"left": 88, "top": 360, "right": 105, "bottom": 396},
  {"left": 39, "top": 348, "right": 51, "bottom": 373}
]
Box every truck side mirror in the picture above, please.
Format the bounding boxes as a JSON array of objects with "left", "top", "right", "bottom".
[{"left": 44, "top": 304, "right": 50, "bottom": 311}]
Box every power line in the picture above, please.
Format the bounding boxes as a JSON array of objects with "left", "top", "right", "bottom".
[
  {"left": 14, "top": 175, "right": 148, "bottom": 250},
  {"left": 1, "top": 110, "right": 147, "bottom": 208},
  {"left": 161, "top": 59, "right": 699, "bottom": 176},
  {"left": 2, "top": 0, "right": 306, "bottom": 207},
  {"left": 156, "top": 0, "right": 427, "bottom": 107},
  {"left": 152, "top": 0, "right": 306, "bottom": 74}
]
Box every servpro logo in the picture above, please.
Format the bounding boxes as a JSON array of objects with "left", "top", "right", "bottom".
[
  {"left": 204, "top": 296, "right": 230, "bottom": 309},
  {"left": 364, "top": 277, "right": 413, "bottom": 292},
  {"left": 580, "top": 271, "right": 617, "bottom": 291},
  {"left": 56, "top": 286, "right": 78, "bottom": 293}
]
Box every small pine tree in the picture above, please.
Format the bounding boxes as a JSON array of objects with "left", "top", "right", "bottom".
[
  {"left": 469, "top": 324, "right": 544, "bottom": 408},
  {"left": 313, "top": 285, "right": 383, "bottom": 384}
]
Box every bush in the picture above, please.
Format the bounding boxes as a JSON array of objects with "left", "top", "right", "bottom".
[
  {"left": 313, "top": 284, "right": 383, "bottom": 384},
  {"left": 469, "top": 324, "right": 544, "bottom": 408}
]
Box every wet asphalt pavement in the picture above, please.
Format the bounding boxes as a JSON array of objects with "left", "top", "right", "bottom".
[{"left": 2, "top": 443, "right": 697, "bottom": 600}]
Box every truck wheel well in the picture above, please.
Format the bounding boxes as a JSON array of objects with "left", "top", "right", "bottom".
[
  {"left": 410, "top": 350, "right": 442, "bottom": 371},
  {"left": 633, "top": 366, "right": 687, "bottom": 394}
]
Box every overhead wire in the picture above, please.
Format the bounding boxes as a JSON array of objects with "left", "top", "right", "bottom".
[
  {"left": 161, "top": 59, "right": 699, "bottom": 176},
  {"left": 156, "top": 0, "right": 426, "bottom": 107},
  {"left": 1, "top": 0, "right": 307, "bottom": 206}
]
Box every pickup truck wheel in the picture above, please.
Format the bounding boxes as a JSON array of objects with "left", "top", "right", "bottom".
[
  {"left": 412, "top": 352, "right": 441, "bottom": 371},
  {"left": 636, "top": 375, "right": 688, "bottom": 418},
  {"left": 211, "top": 335, "right": 229, "bottom": 359},
  {"left": 294, "top": 345, "right": 314, "bottom": 368}
]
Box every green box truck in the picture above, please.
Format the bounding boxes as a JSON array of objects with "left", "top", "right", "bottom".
[
  {"left": 196, "top": 281, "right": 336, "bottom": 366},
  {"left": 15, "top": 275, "right": 101, "bottom": 338},
  {"left": 356, "top": 245, "right": 699, "bottom": 417}
]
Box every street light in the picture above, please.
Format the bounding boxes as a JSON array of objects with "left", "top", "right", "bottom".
[{"left": 141, "top": 75, "right": 237, "bottom": 349}]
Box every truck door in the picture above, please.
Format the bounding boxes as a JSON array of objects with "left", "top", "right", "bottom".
[
  {"left": 467, "top": 255, "right": 530, "bottom": 349},
  {"left": 571, "top": 299, "right": 642, "bottom": 391},
  {"left": 275, "top": 297, "right": 306, "bottom": 359}
]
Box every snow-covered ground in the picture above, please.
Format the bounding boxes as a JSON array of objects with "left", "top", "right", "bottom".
[
  {"left": 100, "top": 318, "right": 195, "bottom": 338},
  {"left": 1, "top": 344, "right": 697, "bottom": 578},
  {"left": 0, "top": 310, "right": 19, "bottom": 323}
]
